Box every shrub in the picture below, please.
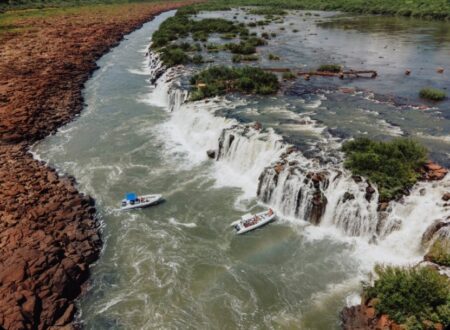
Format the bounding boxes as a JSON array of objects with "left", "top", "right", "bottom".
[
  {"left": 282, "top": 71, "right": 296, "bottom": 80},
  {"left": 248, "top": 7, "right": 287, "bottom": 16},
  {"left": 268, "top": 53, "right": 280, "bottom": 60},
  {"left": 226, "top": 42, "right": 256, "bottom": 54},
  {"left": 221, "top": 33, "right": 236, "bottom": 39},
  {"left": 160, "top": 47, "right": 190, "bottom": 67},
  {"left": 364, "top": 265, "right": 450, "bottom": 325},
  {"left": 206, "top": 43, "right": 222, "bottom": 52},
  {"left": 192, "top": 31, "right": 208, "bottom": 42},
  {"left": 232, "top": 54, "right": 259, "bottom": 62},
  {"left": 420, "top": 88, "right": 447, "bottom": 101},
  {"left": 317, "top": 64, "right": 341, "bottom": 72},
  {"left": 225, "top": 37, "right": 266, "bottom": 54},
  {"left": 191, "top": 54, "right": 203, "bottom": 64},
  {"left": 190, "top": 65, "right": 279, "bottom": 100},
  {"left": 342, "top": 138, "right": 427, "bottom": 200}
]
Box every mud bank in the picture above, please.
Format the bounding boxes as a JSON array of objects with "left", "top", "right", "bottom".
[{"left": 0, "top": 2, "right": 198, "bottom": 329}]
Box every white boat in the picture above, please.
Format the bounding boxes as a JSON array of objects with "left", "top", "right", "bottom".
[
  {"left": 119, "top": 192, "right": 163, "bottom": 210},
  {"left": 230, "top": 209, "right": 275, "bottom": 234}
]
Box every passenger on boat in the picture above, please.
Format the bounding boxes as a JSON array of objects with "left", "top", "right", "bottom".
[{"left": 268, "top": 208, "right": 273, "bottom": 216}]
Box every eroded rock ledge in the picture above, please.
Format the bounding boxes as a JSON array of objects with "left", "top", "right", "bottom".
[{"left": 0, "top": 1, "right": 199, "bottom": 329}]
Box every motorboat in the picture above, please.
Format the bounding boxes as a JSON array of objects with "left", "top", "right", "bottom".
[
  {"left": 119, "top": 192, "right": 163, "bottom": 210},
  {"left": 230, "top": 209, "right": 275, "bottom": 234}
]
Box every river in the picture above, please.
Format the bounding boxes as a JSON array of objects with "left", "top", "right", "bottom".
[{"left": 33, "top": 8, "right": 450, "bottom": 330}]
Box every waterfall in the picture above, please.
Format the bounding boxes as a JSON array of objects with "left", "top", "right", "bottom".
[
  {"left": 212, "top": 125, "right": 287, "bottom": 197},
  {"left": 257, "top": 150, "right": 380, "bottom": 237},
  {"left": 147, "top": 49, "right": 450, "bottom": 247},
  {"left": 145, "top": 51, "right": 189, "bottom": 111}
]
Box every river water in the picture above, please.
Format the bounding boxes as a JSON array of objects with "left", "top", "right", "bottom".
[{"left": 33, "top": 9, "right": 450, "bottom": 330}]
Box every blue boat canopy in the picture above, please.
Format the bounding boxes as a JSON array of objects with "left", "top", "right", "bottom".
[{"left": 125, "top": 192, "right": 137, "bottom": 201}]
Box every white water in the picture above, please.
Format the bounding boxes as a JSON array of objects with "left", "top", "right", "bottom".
[{"left": 146, "top": 49, "right": 450, "bottom": 275}]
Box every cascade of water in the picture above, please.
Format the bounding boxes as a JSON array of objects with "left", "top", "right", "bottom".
[
  {"left": 148, "top": 49, "right": 450, "bottom": 248},
  {"left": 257, "top": 150, "right": 380, "bottom": 237}
]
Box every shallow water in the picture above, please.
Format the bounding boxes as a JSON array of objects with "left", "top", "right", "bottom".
[{"left": 34, "top": 9, "right": 450, "bottom": 330}]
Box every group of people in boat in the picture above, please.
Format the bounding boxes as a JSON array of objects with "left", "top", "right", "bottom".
[
  {"left": 243, "top": 208, "right": 273, "bottom": 228},
  {"left": 122, "top": 197, "right": 148, "bottom": 207}
]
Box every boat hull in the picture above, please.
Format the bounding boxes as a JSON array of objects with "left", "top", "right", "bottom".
[
  {"left": 231, "top": 210, "right": 275, "bottom": 235},
  {"left": 119, "top": 194, "right": 163, "bottom": 211}
]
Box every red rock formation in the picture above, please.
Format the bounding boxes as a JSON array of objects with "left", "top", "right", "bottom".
[
  {"left": 0, "top": 1, "right": 200, "bottom": 329},
  {"left": 421, "top": 161, "right": 448, "bottom": 181}
]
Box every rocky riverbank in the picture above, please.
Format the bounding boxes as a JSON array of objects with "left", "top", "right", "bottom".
[{"left": 0, "top": 1, "right": 198, "bottom": 329}]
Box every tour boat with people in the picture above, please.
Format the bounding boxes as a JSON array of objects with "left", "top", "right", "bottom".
[
  {"left": 230, "top": 208, "right": 275, "bottom": 234},
  {"left": 119, "top": 192, "right": 163, "bottom": 210}
]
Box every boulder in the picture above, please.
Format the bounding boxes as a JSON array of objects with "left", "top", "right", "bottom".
[
  {"left": 422, "top": 219, "right": 450, "bottom": 246},
  {"left": 442, "top": 193, "right": 450, "bottom": 202},
  {"left": 342, "top": 192, "right": 355, "bottom": 203},
  {"left": 365, "top": 185, "right": 376, "bottom": 202},
  {"left": 206, "top": 149, "right": 216, "bottom": 159},
  {"left": 421, "top": 161, "right": 448, "bottom": 181}
]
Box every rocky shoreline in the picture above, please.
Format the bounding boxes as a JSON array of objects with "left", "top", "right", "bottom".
[{"left": 0, "top": 2, "right": 198, "bottom": 329}]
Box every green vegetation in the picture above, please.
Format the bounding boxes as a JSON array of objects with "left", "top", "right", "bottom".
[
  {"left": 4, "top": 0, "right": 450, "bottom": 20},
  {"left": 232, "top": 54, "right": 259, "bottom": 62},
  {"left": 190, "top": 65, "right": 279, "bottom": 100},
  {"left": 225, "top": 36, "right": 266, "bottom": 54},
  {"left": 427, "top": 240, "right": 450, "bottom": 267},
  {"left": 420, "top": 88, "right": 447, "bottom": 101},
  {"left": 282, "top": 71, "right": 296, "bottom": 80},
  {"left": 221, "top": 32, "right": 237, "bottom": 39},
  {"left": 317, "top": 64, "right": 341, "bottom": 72},
  {"left": 365, "top": 265, "right": 450, "bottom": 326},
  {"left": 342, "top": 138, "right": 427, "bottom": 200},
  {"left": 177, "top": 0, "right": 450, "bottom": 20},
  {"left": 247, "top": 7, "right": 287, "bottom": 16},
  {"left": 152, "top": 15, "right": 245, "bottom": 49},
  {"left": 159, "top": 46, "right": 190, "bottom": 67},
  {"left": 268, "top": 53, "right": 280, "bottom": 60}
]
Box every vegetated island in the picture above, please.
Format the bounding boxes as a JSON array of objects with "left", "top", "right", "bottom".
[
  {"left": 341, "top": 138, "right": 449, "bottom": 329},
  {"left": 0, "top": 1, "right": 198, "bottom": 329}
]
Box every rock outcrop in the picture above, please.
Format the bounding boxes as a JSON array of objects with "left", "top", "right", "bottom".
[
  {"left": 0, "top": 1, "right": 199, "bottom": 329},
  {"left": 0, "top": 144, "right": 101, "bottom": 330},
  {"left": 421, "top": 161, "right": 448, "bottom": 181}
]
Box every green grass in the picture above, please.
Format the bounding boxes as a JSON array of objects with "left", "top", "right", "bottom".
[
  {"left": 317, "top": 63, "right": 341, "bottom": 72},
  {"left": 342, "top": 138, "right": 427, "bottom": 201},
  {"left": 364, "top": 265, "right": 450, "bottom": 326},
  {"left": 190, "top": 65, "right": 279, "bottom": 100},
  {"left": 419, "top": 88, "right": 447, "bottom": 101}
]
